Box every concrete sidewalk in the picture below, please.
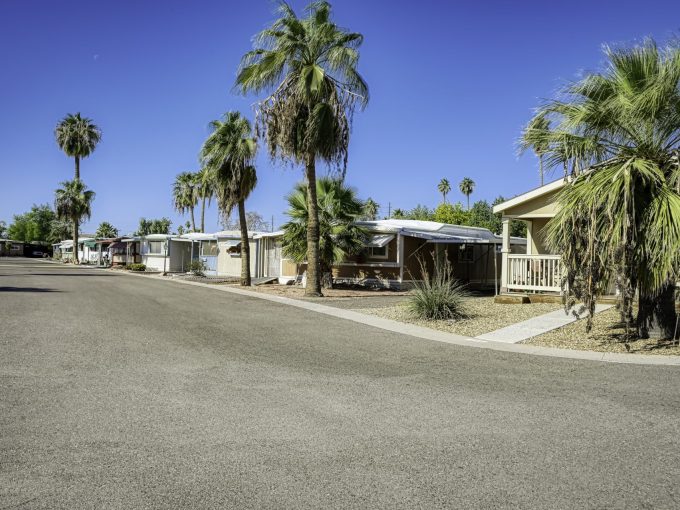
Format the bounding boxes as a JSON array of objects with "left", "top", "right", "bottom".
[{"left": 475, "top": 304, "right": 614, "bottom": 343}]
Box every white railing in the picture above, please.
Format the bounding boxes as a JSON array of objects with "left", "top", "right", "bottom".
[{"left": 507, "top": 254, "right": 562, "bottom": 292}]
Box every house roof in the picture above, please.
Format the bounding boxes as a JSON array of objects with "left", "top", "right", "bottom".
[
  {"left": 492, "top": 177, "right": 567, "bottom": 214},
  {"left": 355, "top": 219, "right": 525, "bottom": 244},
  {"left": 214, "top": 230, "right": 271, "bottom": 239}
]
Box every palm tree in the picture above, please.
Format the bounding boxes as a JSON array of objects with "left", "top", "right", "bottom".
[
  {"left": 520, "top": 113, "right": 551, "bottom": 185},
  {"left": 438, "top": 178, "right": 451, "bottom": 203},
  {"left": 95, "top": 221, "right": 118, "bottom": 238},
  {"left": 54, "top": 113, "right": 102, "bottom": 181},
  {"left": 172, "top": 172, "right": 198, "bottom": 232},
  {"left": 459, "top": 177, "right": 475, "bottom": 210},
  {"left": 362, "top": 197, "right": 379, "bottom": 220},
  {"left": 54, "top": 180, "right": 95, "bottom": 263},
  {"left": 529, "top": 39, "right": 680, "bottom": 339},
  {"left": 281, "top": 177, "right": 367, "bottom": 288},
  {"left": 236, "top": 1, "right": 369, "bottom": 297},
  {"left": 196, "top": 167, "right": 215, "bottom": 233},
  {"left": 200, "top": 112, "right": 258, "bottom": 286}
]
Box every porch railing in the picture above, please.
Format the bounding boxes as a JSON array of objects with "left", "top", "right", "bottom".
[{"left": 507, "top": 254, "right": 562, "bottom": 292}]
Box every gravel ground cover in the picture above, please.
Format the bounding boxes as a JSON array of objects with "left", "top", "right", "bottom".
[
  {"left": 226, "top": 283, "right": 411, "bottom": 299},
  {"left": 525, "top": 307, "right": 680, "bottom": 355},
  {"left": 355, "top": 297, "right": 562, "bottom": 338}
]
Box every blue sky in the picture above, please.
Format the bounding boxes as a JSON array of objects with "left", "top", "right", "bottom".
[{"left": 1, "top": 0, "right": 678, "bottom": 235}]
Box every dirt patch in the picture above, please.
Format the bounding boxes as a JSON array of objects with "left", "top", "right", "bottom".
[
  {"left": 525, "top": 307, "right": 680, "bottom": 355},
  {"left": 354, "top": 297, "right": 562, "bottom": 338},
  {"left": 225, "top": 283, "right": 411, "bottom": 299}
]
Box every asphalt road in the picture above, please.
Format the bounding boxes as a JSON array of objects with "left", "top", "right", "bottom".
[{"left": 2, "top": 257, "right": 680, "bottom": 509}]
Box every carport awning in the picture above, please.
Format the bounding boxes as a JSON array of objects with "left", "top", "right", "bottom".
[{"left": 365, "top": 234, "right": 394, "bottom": 248}]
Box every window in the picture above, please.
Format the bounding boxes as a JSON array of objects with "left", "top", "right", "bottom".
[
  {"left": 366, "top": 245, "right": 388, "bottom": 259},
  {"left": 201, "top": 240, "right": 218, "bottom": 256},
  {"left": 147, "top": 241, "right": 164, "bottom": 254}
]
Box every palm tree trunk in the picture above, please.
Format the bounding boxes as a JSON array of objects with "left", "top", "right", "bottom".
[
  {"left": 304, "top": 154, "right": 322, "bottom": 297},
  {"left": 238, "top": 199, "right": 251, "bottom": 286},
  {"left": 74, "top": 156, "right": 80, "bottom": 181},
  {"left": 200, "top": 197, "right": 206, "bottom": 233},
  {"left": 467, "top": 195, "right": 470, "bottom": 210},
  {"left": 539, "top": 155, "right": 544, "bottom": 186},
  {"left": 73, "top": 218, "right": 79, "bottom": 264},
  {"left": 190, "top": 207, "right": 196, "bottom": 232},
  {"left": 637, "top": 282, "right": 677, "bottom": 340}
]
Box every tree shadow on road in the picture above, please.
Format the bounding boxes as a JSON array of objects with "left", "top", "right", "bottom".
[{"left": 0, "top": 286, "right": 61, "bottom": 292}]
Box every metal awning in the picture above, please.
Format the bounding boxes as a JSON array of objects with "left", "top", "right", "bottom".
[
  {"left": 221, "top": 239, "right": 241, "bottom": 248},
  {"left": 84, "top": 240, "right": 97, "bottom": 248},
  {"left": 365, "top": 234, "right": 394, "bottom": 248}
]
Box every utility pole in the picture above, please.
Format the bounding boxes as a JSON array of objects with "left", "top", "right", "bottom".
[
  {"left": 388, "top": 202, "right": 391, "bottom": 218},
  {"left": 271, "top": 215, "right": 274, "bottom": 232}
]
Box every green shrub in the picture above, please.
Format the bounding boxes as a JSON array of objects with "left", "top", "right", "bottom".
[
  {"left": 189, "top": 260, "right": 206, "bottom": 276},
  {"left": 127, "top": 263, "right": 146, "bottom": 272},
  {"left": 408, "top": 257, "right": 469, "bottom": 321}
]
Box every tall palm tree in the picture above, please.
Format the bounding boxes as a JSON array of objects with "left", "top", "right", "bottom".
[
  {"left": 172, "top": 172, "right": 198, "bottom": 232},
  {"left": 54, "top": 113, "right": 102, "bottom": 181},
  {"left": 54, "top": 180, "right": 95, "bottom": 263},
  {"left": 459, "top": 177, "right": 475, "bottom": 210},
  {"left": 281, "top": 177, "right": 367, "bottom": 288},
  {"left": 438, "top": 178, "right": 451, "bottom": 203},
  {"left": 520, "top": 113, "right": 551, "bottom": 185},
  {"left": 235, "top": 1, "right": 369, "bottom": 297},
  {"left": 362, "top": 197, "right": 379, "bottom": 220},
  {"left": 95, "top": 221, "right": 118, "bottom": 238},
  {"left": 200, "top": 112, "right": 258, "bottom": 286},
  {"left": 529, "top": 39, "right": 680, "bottom": 339},
  {"left": 196, "top": 167, "right": 215, "bottom": 233}
]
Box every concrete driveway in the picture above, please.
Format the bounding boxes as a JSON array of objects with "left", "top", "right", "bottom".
[{"left": 2, "top": 257, "right": 679, "bottom": 509}]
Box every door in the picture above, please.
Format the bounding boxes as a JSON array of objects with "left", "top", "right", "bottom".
[{"left": 266, "top": 240, "right": 281, "bottom": 277}]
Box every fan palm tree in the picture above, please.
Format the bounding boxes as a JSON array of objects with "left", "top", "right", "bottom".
[
  {"left": 54, "top": 180, "right": 95, "bottom": 263},
  {"left": 362, "top": 197, "right": 379, "bottom": 220},
  {"left": 95, "top": 221, "right": 118, "bottom": 238},
  {"left": 196, "top": 167, "right": 215, "bottom": 233},
  {"left": 520, "top": 113, "right": 551, "bottom": 185},
  {"left": 528, "top": 39, "right": 680, "bottom": 339},
  {"left": 459, "top": 177, "right": 475, "bottom": 210},
  {"left": 438, "top": 178, "right": 451, "bottom": 203},
  {"left": 172, "top": 172, "right": 198, "bottom": 232},
  {"left": 281, "top": 177, "right": 367, "bottom": 288},
  {"left": 200, "top": 112, "right": 258, "bottom": 286},
  {"left": 54, "top": 113, "right": 102, "bottom": 181},
  {"left": 235, "top": 1, "right": 369, "bottom": 297}
]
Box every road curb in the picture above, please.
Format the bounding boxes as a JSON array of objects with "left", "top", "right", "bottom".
[{"left": 114, "top": 269, "right": 680, "bottom": 367}]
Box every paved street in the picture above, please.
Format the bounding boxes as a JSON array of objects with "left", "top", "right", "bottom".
[{"left": 2, "top": 257, "right": 680, "bottom": 509}]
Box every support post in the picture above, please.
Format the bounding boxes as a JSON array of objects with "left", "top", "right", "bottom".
[{"left": 500, "top": 217, "right": 511, "bottom": 293}]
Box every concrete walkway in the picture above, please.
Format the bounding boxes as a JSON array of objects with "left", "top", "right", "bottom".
[{"left": 475, "top": 304, "right": 614, "bottom": 343}]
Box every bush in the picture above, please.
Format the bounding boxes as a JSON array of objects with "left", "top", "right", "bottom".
[
  {"left": 189, "top": 260, "right": 206, "bottom": 276},
  {"left": 408, "top": 257, "right": 469, "bottom": 321},
  {"left": 127, "top": 263, "right": 146, "bottom": 272}
]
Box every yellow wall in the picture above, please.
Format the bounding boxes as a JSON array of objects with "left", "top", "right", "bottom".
[
  {"left": 530, "top": 218, "right": 554, "bottom": 255},
  {"left": 503, "top": 189, "right": 560, "bottom": 218}
]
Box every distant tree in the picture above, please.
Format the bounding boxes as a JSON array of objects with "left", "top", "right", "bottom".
[
  {"left": 281, "top": 178, "right": 367, "bottom": 288},
  {"left": 391, "top": 208, "right": 406, "bottom": 219},
  {"left": 362, "top": 198, "right": 379, "bottom": 220},
  {"left": 55, "top": 180, "right": 95, "bottom": 263},
  {"left": 0, "top": 220, "right": 6, "bottom": 239},
  {"left": 236, "top": 1, "right": 369, "bottom": 296},
  {"left": 54, "top": 113, "right": 102, "bottom": 181},
  {"left": 438, "top": 178, "right": 451, "bottom": 203},
  {"left": 48, "top": 219, "right": 72, "bottom": 243},
  {"left": 172, "top": 172, "right": 198, "bottom": 232},
  {"left": 223, "top": 211, "right": 271, "bottom": 232},
  {"left": 135, "top": 217, "right": 171, "bottom": 236},
  {"left": 468, "top": 200, "right": 496, "bottom": 232},
  {"left": 177, "top": 225, "right": 185, "bottom": 235},
  {"left": 95, "top": 221, "right": 118, "bottom": 238},
  {"left": 433, "top": 202, "right": 470, "bottom": 225},
  {"left": 8, "top": 204, "right": 56, "bottom": 242},
  {"left": 201, "top": 111, "right": 258, "bottom": 286},
  {"left": 459, "top": 177, "right": 475, "bottom": 210},
  {"left": 196, "top": 167, "right": 215, "bottom": 233},
  {"left": 520, "top": 112, "right": 551, "bottom": 186},
  {"left": 407, "top": 204, "right": 434, "bottom": 221}
]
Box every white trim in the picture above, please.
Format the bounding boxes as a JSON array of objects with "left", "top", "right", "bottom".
[
  {"left": 337, "top": 261, "right": 400, "bottom": 268},
  {"left": 492, "top": 178, "right": 567, "bottom": 214}
]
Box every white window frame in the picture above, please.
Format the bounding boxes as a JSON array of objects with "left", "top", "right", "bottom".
[
  {"left": 147, "top": 241, "right": 164, "bottom": 255},
  {"left": 366, "top": 245, "right": 389, "bottom": 260}
]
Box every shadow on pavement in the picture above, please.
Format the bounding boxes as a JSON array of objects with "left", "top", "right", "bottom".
[{"left": 0, "top": 286, "right": 61, "bottom": 293}]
